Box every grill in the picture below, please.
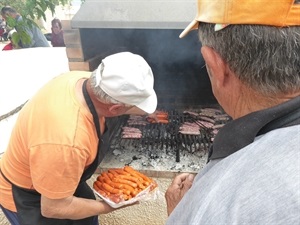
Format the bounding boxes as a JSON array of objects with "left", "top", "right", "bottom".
[{"left": 105, "top": 108, "right": 230, "bottom": 171}]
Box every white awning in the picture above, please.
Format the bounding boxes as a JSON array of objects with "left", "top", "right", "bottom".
[{"left": 0, "top": 47, "right": 70, "bottom": 153}]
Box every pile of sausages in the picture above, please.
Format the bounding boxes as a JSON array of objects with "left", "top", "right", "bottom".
[
  {"left": 93, "top": 166, "right": 157, "bottom": 203},
  {"left": 146, "top": 111, "right": 169, "bottom": 124}
]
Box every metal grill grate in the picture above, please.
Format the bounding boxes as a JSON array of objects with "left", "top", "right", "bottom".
[{"left": 107, "top": 109, "right": 228, "bottom": 163}]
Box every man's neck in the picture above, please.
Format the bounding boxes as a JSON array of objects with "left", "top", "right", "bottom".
[{"left": 232, "top": 86, "right": 300, "bottom": 119}]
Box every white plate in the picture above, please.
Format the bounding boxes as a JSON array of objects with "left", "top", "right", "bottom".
[{"left": 93, "top": 185, "right": 154, "bottom": 208}]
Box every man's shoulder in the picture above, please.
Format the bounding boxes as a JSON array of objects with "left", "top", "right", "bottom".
[
  {"left": 61, "top": 71, "right": 91, "bottom": 78},
  {"left": 168, "top": 125, "right": 300, "bottom": 225},
  {"left": 254, "top": 124, "right": 300, "bottom": 148}
]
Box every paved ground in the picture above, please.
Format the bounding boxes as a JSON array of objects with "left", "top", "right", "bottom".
[{"left": 0, "top": 214, "right": 9, "bottom": 225}]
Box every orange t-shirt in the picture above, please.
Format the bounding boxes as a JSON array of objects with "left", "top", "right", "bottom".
[{"left": 0, "top": 71, "right": 104, "bottom": 211}]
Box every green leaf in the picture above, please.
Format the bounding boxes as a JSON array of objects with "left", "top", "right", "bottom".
[
  {"left": 5, "top": 17, "right": 17, "bottom": 28},
  {"left": 36, "top": 8, "right": 46, "bottom": 21},
  {"left": 39, "top": 1, "right": 48, "bottom": 11},
  {"left": 11, "top": 32, "right": 21, "bottom": 47},
  {"left": 19, "top": 30, "right": 32, "bottom": 45}
]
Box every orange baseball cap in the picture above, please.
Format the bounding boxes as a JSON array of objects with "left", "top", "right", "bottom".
[{"left": 180, "top": 0, "right": 300, "bottom": 38}]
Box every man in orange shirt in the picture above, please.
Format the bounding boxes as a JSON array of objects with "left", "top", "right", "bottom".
[{"left": 0, "top": 52, "right": 157, "bottom": 225}]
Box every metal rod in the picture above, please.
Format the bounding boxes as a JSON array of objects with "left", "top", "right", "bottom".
[{"left": 176, "top": 147, "right": 180, "bottom": 162}]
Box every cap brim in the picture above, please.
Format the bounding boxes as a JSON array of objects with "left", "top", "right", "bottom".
[
  {"left": 135, "top": 89, "right": 157, "bottom": 114},
  {"left": 179, "top": 20, "right": 199, "bottom": 38}
]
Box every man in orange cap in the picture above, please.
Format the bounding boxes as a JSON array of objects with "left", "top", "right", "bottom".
[{"left": 165, "top": 0, "right": 300, "bottom": 224}]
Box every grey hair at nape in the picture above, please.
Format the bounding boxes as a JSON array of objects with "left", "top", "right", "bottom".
[{"left": 198, "top": 23, "right": 300, "bottom": 97}]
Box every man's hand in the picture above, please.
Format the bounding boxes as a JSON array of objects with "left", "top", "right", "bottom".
[{"left": 165, "top": 173, "right": 195, "bottom": 216}]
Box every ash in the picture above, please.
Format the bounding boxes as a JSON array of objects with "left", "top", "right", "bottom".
[{"left": 110, "top": 143, "right": 208, "bottom": 173}]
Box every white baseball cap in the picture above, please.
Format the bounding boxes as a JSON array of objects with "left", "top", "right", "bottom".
[{"left": 95, "top": 52, "right": 157, "bottom": 114}]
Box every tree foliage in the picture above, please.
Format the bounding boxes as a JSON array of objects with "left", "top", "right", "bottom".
[
  {"left": 1, "top": 0, "right": 70, "bottom": 21},
  {"left": 1, "top": 0, "right": 71, "bottom": 46},
  {"left": 0, "top": 0, "right": 26, "bottom": 14}
]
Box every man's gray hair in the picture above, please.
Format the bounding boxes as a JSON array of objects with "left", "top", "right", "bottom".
[
  {"left": 89, "top": 69, "right": 123, "bottom": 105},
  {"left": 198, "top": 23, "right": 300, "bottom": 96}
]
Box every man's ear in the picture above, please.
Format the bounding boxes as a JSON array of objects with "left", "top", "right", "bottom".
[
  {"left": 108, "top": 104, "right": 124, "bottom": 115},
  {"left": 201, "top": 46, "right": 227, "bottom": 85}
]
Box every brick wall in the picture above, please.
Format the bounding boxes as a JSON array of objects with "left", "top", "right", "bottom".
[{"left": 62, "top": 20, "right": 102, "bottom": 71}]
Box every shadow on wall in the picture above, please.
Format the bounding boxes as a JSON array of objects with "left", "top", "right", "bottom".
[{"left": 79, "top": 28, "right": 215, "bottom": 109}]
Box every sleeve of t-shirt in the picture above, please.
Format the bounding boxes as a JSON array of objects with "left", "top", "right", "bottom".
[{"left": 29, "top": 144, "right": 89, "bottom": 199}]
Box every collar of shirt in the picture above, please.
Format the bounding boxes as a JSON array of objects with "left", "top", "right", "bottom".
[{"left": 209, "top": 96, "right": 300, "bottom": 161}]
